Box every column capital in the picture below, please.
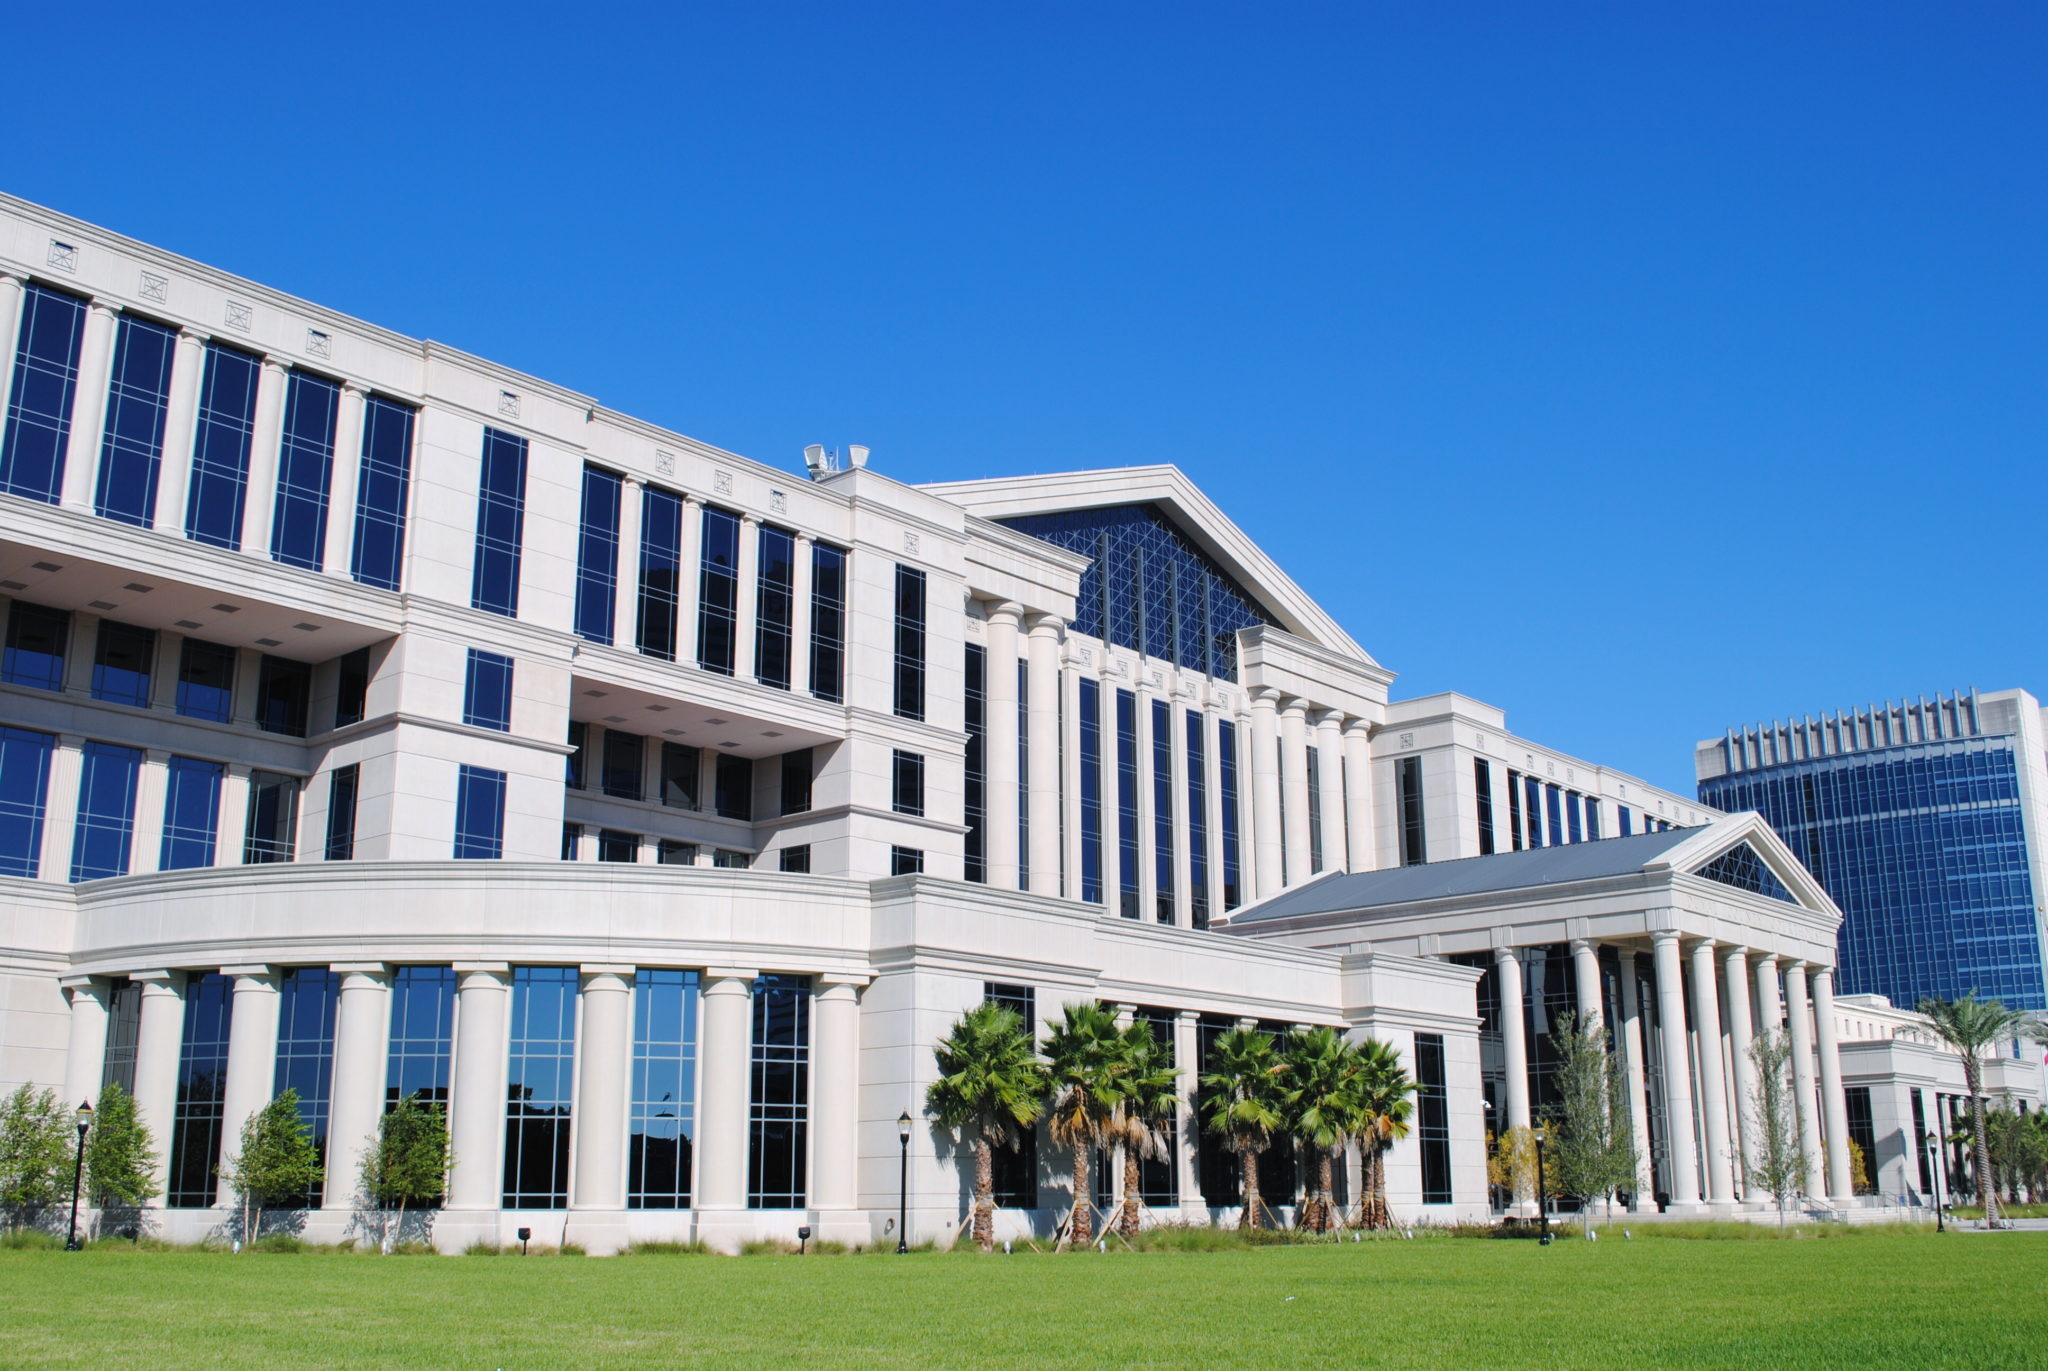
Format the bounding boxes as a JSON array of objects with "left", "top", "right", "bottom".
[
  {"left": 704, "top": 967, "right": 759, "bottom": 986},
  {"left": 794, "top": 530, "right": 813, "bottom": 546},
  {"left": 1312, "top": 708, "right": 1346, "bottom": 731},
  {"left": 1809, "top": 964, "right": 1835, "bottom": 986},
  {"left": 329, "top": 961, "right": 390, "bottom": 976},
  {"left": 178, "top": 326, "right": 209, "bottom": 346},
  {"left": 1568, "top": 937, "right": 1595, "bottom": 956},
  {"left": 59, "top": 975, "right": 106, "bottom": 996},
  {"left": 1175, "top": 1008, "right": 1200, "bottom": 1025},
  {"left": 1492, "top": 941, "right": 1520, "bottom": 964},
  {"left": 87, "top": 299, "right": 120, "bottom": 321},
  {"left": 260, "top": 356, "right": 291, "bottom": 377},
  {"left": 130, "top": 969, "right": 180, "bottom": 989},
  {"left": 682, "top": 491, "right": 703, "bottom": 508},
  {"left": 1025, "top": 611, "right": 1063, "bottom": 637},
  {"left": 143, "top": 746, "right": 172, "bottom": 764},
  {"left": 1342, "top": 717, "right": 1373, "bottom": 740},
  {"left": 1782, "top": 957, "right": 1808, "bottom": 975},
  {"left": 1650, "top": 929, "right": 1681, "bottom": 949},
  {"left": 340, "top": 380, "right": 371, "bottom": 399},
  {"left": 1720, "top": 944, "right": 1751, "bottom": 963},
  {"left": 579, "top": 965, "right": 635, "bottom": 992},
  {"left": 816, "top": 972, "right": 871, "bottom": 989},
  {"left": 222, "top": 965, "right": 279, "bottom": 989},
  {"left": 56, "top": 733, "right": 86, "bottom": 750},
  {"left": 452, "top": 962, "right": 512, "bottom": 989},
  {"left": 0, "top": 268, "right": 24, "bottom": 287},
  {"left": 1752, "top": 951, "right": 1779, "bottom": 970},
  {"left": 985, "top": 600, "right": 1025, "bottom": 627},
  {"left": 739, "top": 512, "right": 759, "bottom": 527},
  {"left": 621, "top": 473, "right": 644, "bottom": 490},
  {"left": 1278, "top": 696, "right": 1310, "bottom": 718},
  {"left": 1249, "top": 686, "right": 1280, "bottom": 709}
]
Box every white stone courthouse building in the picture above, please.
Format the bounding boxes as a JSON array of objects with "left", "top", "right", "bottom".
[{"left": 0, "top": 193, "right": 1969, "bottom": 1252}]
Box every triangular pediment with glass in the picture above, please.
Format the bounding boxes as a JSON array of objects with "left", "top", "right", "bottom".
[{"left": 1692, "top": 841, "right": 1797, "bottom": 904}]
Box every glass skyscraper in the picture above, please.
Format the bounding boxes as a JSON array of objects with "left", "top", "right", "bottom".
[{"left": 1696, "top": 689, "right": 2048, "bottom": 1012}]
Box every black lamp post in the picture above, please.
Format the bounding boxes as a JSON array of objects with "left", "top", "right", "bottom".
[
  {"left": 896, "top": 1110, "right": 913, "bottom": 1254},
  {"left": 64, "top": 1099, "right": 93, "bottom": 1251},
  {"left": 1533, "top": 1124, "right": 1551, "bottom": 1246},
  {"left": 1925, "top": 1133, "right": 1944, "bottom": 1233}
]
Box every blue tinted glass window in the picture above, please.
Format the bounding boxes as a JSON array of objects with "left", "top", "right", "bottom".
[
  {"left": 470, "top": 427, "right": 528, "bottom": 617},
  {"left": 755, "top": 525, "right": 794, "bottom": 689},
  {"left": 1152, "top": 699, "right": 1174, "bottom": 922},
  {"left": 963, "top": 645, "right": 986, "bottom": 882},
  {"left": 1544, "top": 784, "right": 1564, "bottom": 850},
  {"left": 1584, "top": 797, "right": 1601, "bottom": 841},
  {"left": 1116, "top": 688, "right": 1140, "bottom": 919},
  {"left": 386, "top": 966, "right": 456, "bottom": 1109},
  {"left": 273, "top": 967, "right": 339, "bottom": 1202},
  {"left": 573, "top": 465, "right": 621, "bottom": 644},
  {"left": 1694, "top": 842, "right": 1797, "bottom": 903},
  {"left": 158, "top": 755, "right": 222, "bottom": 871},
  {"left": 635, "top": 487, "right": 682, "bottom": 659},
  {"left": 696, "top": 506, "right": 739, "bottom": 674},
  {"left": 748, "top": 973, "right": 811, "bottom": 1208},
  {"left": 243, "top": 771, "right": 298, "bottom": 864},
  {"left": 91, "top": 620, "right": 154, "bottom": 707},
  {"left": 93, "top": 315, "right": 177, "bottom": 526},
  {"left": 894, "top": 565, "right": 926, "bottom": 720},
  {"left": 183, "top": 344, "right": 261, "bottom": 549},
  {"left": 1619, "top": 805, "right": 1634, "bottom": 836},
  {"left": 351, "top": 396, "right": 415, "bottom": 591},
  {"left": 3, "top": 602, "right": 69, "bottom": 691},
  {"left": 1078, "top": 676, "right": 1101, "bottom": 902},
  {"left": 70, "top": 741, "right": 140, "bottom": 881},
  {"left": 630, "top": 968, "right": 700, "bottom": 1208},
  {"left": 999, "top": 505, "right": 1275, "bottom": 681},
  {"left": 1416, "top": 1033, "right": 1452, "bottom": 1203},
  {"left": 256, "top": 655, "right": 310, "bottom": 736},
  {"left": 891, "top": 749, "right": 925, "bottom": 816},
  {"left": 269, "top": 371, "right": 339, "bottom": 570},
  {"left": 453, "top": 764, "right": 506, "bottom": 859},
  {"left": 463, "top": 648, "right": 514, "bottom": 732},
  {"left": 1398, "top": 755, "right": 1426, "bottom": 867},
  {"left": 167, "top": 972, "right": 232, "bottom": 1206},
  {"left": 1566, "top": 792, "right": 1584, "bottom": 844},
  {"left": 0, "top": 284, "right": 87, "bottom": 504},
  {"left": 323, "top": 763, "right": 358, "bottom": 861},
  {"left": 175, "top": 638, "right": 235, "bottom": 722},
  {"left": 1218, "top": 719, "right": 1241, "bottom": 910},
  {"left": 504, "top": 966, "right": 576, "bottom": 1208},
  {"left": 1475, "top": 760, "right": 1496, "bottom": 856},
  {"left": 1187, "top": 710, "right": 1209, "bottom": 929},
  {"left": 809, "top": 543, "right": 846, "bottom": 702},
  {"left": 0, "top": 726, "right": 54, "bottom": 877},
  {"left": 1524, "top": 775, "right": 1543, "bottom": 847}
]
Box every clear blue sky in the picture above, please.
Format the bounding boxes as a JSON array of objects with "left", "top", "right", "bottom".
[{"left": 7, "top": 4, "right": 2042, "bottom": 794}]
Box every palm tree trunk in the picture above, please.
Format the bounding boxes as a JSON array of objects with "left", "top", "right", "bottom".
[
  {"left": 973, "top": 1137, "right": 995, "bottom": 1252},
  {"left": 1240, "top": 1149, "right": 1262, "bottom": 1231},
  {"left": 1070, "top": 1142, "right": 1093, "bottom": 1245},
  {"left": 1317, "top": 1150, "right": 1336, "bottom": 1233},
  {"left": 1371, "top": 1147, "right": 1390, "bottom": 1230},
  {"left": 1121, "top": 1144, "right": 1142, "bottom": 1238},
  {"left": 1966, "top": 1061, "right": 1998, "bottom": 1227}
]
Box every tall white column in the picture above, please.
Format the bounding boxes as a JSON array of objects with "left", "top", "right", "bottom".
[
  {"left": 60, "top": 977, "right": 111, "bottom": 1114},
  {"left": 1494, "top": 947, "right": 1529, "bottom": 1133},
  {"left": 323, "top": 964, "right": 391, "bottom": 1209},
  {"left": 1201, "top": 705, "right": 1227, "bottom": 920},
  {"left": 1811, "top": 966, "right": 1854, "bottom": 1201},
  {"left": 811, "top": 977, "right": 865, "bottom": 1225},
  {"left": 676, "top": 494, "right": 703, "bottom": 657},
  {"left": 129, "top": 748, "right": 171, "bottom": 876},
  {"left": 1784, "top": 960, "right": 1825, "bottom": 1199},
  {"left": 0, "top": 272, "right": 24, "bottom": 425},
  {"left": 612, "top": 477, "right": 643, "bottom": 649},
  {"left": 213, "top": 764, "right": 252, "bottom": 867},
  {"left": 1755, "top": 954, "right": 1785, "bottom": 1039},
  {"left": 446, "top": 965, "right": 511, "bottom": 1212},
  {"left": 216, "top": 967, "right": 282, "bottom": 1207},
  {"left": 1615, "top": 950, "right": 1656, "bottom": 1204},
  {"left": 1278, "top": 700, "right": 1311, "bottom": 886},
  {"left": 735, "top": 514, "right": 760, "bottom": 681},
  {"left": 1571, "top": 938, "right": 1602, "bottom": 1031},
  {"left": 1688, "top": 940, "right": 1734, "bottom": 1204},
  {"left": 1248, "top": 689, "right": 1283, "bottom": 898},
  {"left": 1342, "top": 720, "right": 1375, "bottom": 872},
  {"left": 321, "top": 384, "right": 368, "bottom": 576},
  {"left": 1651, "top": 931, "right": 1702, "bottom": 1208},
  {"left": 37, "top": 735, "right": 85, "bottom": 881},
  {"left": 694, "top": 971, "right": 757, "bottom": 1220},
  {"left": 1313, "top": 711, "right": 1347, "bottom": 874},
  {"left": 1722, "top": 946, "right": 1761, "bottom": 1199},
  {"left": 1025, "top": 614, "right": 1062, "bottom": 897},
  {"left": 570, "top": 966, "right": 635, "bottom": 1215},
  {"left": 59, "top": 301, "right": 120, "bottom": 511},
  {"left": 1134, "top": 685, "right": 1159, "bottom": 919},
  {"left": 241, "top": 358, "right": 289, "bottom": 556},
  {"left": 152, "top": 328, "right": 207, "bottom": 533},
  {"left": 790, "top": 534, "right": 814, "bottom": 691},
  {"left": 1063, "top": 662, "right": 1088, "bottom": 905},
  {"left": 131, "top": 971, "right": 185, "bottom": 1197},
  {"left": 1174, "top": 1010, "right": 1201, "bottom": 1208},
  {"left": 982, "top": 604, "right": 1022, "bottom": 890}
]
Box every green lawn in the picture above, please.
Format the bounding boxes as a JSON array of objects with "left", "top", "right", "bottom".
[{"left": 5, "top": 1228, "right": 2046, "bottom": 1369}]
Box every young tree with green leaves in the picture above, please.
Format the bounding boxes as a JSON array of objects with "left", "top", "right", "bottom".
[
  {"left": 1747, "top": 1030, "right": 1808, "bottom": 1226},
  {"left": 0, "top": 1084, "right": 72, "bottom": 1232},
  {"left": 218, "top": 1089, "right": 322, "bottom": 1241},
  {"left": 84, "top": 1082, "right": 158, "bottom": 1237},
  {"left": 1042, "top": 1000, "right": 1124, "bottom": 1246},
  {"left": 358, "top": 1091, "right": 454, "bottom": 1252},
  {"left": 1104, "top": 1019, "right": 1181, "bottom": 1238},
  {"left": 924, "top": 1003, "right": 1046, "bottom": 1252},
  {"left": 1542, "top": 1011, "right": 1638, "bottom": 1234},
  {"left": 1278, "top": 1027, "right": 1364, "bottom": 1233},
  {"left": 1199, "top": 1026, "right": 1286, "bottom": 1232},
  {"left": 1353, "top": 1037, "right": 1416, "bottom": 1231},
  {"left": 1917, "top": 993, "right": 2047, "bottom": 1228}
]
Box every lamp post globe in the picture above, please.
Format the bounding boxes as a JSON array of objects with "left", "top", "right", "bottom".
[
  {"left": 896, "top": 1111, "right": 913, "bottom": 1254},
  {"left": 64, "top": 1099, "right": 93, "bottom": 1251}
]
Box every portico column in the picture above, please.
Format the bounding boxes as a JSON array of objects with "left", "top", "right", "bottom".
[
  {"left": 694, "top": 971, "right": 758, "bottom": 1215},
  {"left": 982, "top": 604, "right": 1022, "bottom": 890},
  {"left": 241, "top": 358, "right": 290, "bottom": 556},
  {"left": 152, "top": 328, "right": 208, "bottom": 533},
  {"left": 1722, "top": 947, "right": 1760, "bottom": 1199},
  {"left": 323, "top": 964, "right": 391, "bottom": 1209},
  {"left": 1615, "top": 950, "right": 1656, "bottom": 1204},
  {"left": 130, "top": 971, "right": 185, "bottom": 1197},
  {"left": 613, "top": 477, "right": 644, "bottom": 649},
  {"left": 1784, "top": 961, "right": 1826, "bottom": 1200},
  {"left": 1688, "top": 940, "right": 1735, "bottom": 1204},
  {"left": 59, "top": 301, "right": 120, "bottom": 511},
  {"left": 1754, "top": 954, "right": 1784, "bottom": 1037},
  {"left": 1811, "top": 966, "right": 1854, "bottom": 1201},
  {"left": 570, "top": 967, "right": 635, "bottom": 1214},
  {"left": 1174, "top": 1011, "right": 1201, "bottom": 1208},
  {"left": 59, "top": 977, "right": 111, "bottom": 1114},
  {"left": 1570, "top": 939, "right": 1602, "bottom": 1031},
  {"left": 321, "top": 384, "right": 368, "bottom": 576},
  {"left": 810, "top": 977, "right": 866, "bottom": 1222},
  {"left": 1312, "top": 711, "right": 1347, "bottom": 874},
  {"left": 1026, "top": 614, "right": 1063, "bottom": 897},
  {"left": 1494, "top": 945, "right": 1532, "bottom": 1211},
  {"left": 216, "top": 966, "right": 283, "bottom": 1207},
  {"left": 1342, "top": 720, "right": 1374, "bottom": 873},
  {"left": 1278, "top": 699, "right": 1311, "bottom": 886},
  {"left": 1651, "top": 931, "right": 1702, "bottom": 1209},
  {"left": 446, "top": 965, "right": 512, "bottom": 1211},
  {"left": 1248, "top": 689, "right": 1284, "bottom": 898}
]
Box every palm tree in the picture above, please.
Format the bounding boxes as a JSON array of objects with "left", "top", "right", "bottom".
[
  {"left": 1103, "top": 1019, "right": 1182, "bottom": 1238},
  {"left": 1199, "top": 1026, "right": 1286, "bottom": 1231},
  {"left": 1917, "top": 993, "right": 2046, "bottom": 1228},
  {"left": 1042, "top": 1000, "right": 1124, "bottom": 1246},
  {"left": 1352, "top": 1037, "right": 1416, "bottom": 1231},
  {"left": 1279, "top": 1027, "right": 1366, "bottom": 1233},
  {"left": 925, "top": 1002, "right": 1047, "bottom": 1252}
]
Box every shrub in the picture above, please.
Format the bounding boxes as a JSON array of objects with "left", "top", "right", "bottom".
[
  {"left": 1, "top": 1228, "right": 63, "bottom": 1250},
  {"left": 248, "top": 1234, "right": 311, "bottom": 1254},
  {"left": 624, "top": 1240, "right": 712, "bottom": 1256},
  {"left": 464, "top": 1240, "right": 504, "bottom": 1256}
]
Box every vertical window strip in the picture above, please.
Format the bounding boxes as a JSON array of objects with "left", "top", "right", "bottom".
[
  {"left": 70, "top": 741, "right": 141, "bottom": 881},
  {"left": 1397, "top": 755, "right": 1426, "bottom": 868},
  {"left": 270, "top": 371, "right": 339, "bottom": 570},
  {"left": 0, "top": 284, "right": 87, "bottom": 504},
  {"left": 453, "top": 765, "right": 506, "bottom": 859},
  {"left": 1416, "top": 1033, "right": 1452, "bottom": 1203},
  {"left": 1524, "top": 775, "right": 1544, "bottom": 848},
  {"left": 94, "top": 315, "right": 177, "bottom": 527},
  {"left": 964, "top": 644, "right": 987, "bottom": 882},
  {"left": 1475, "top": 758, "right": 1496, "bottom": 856},
  {"left": 504, "top": 966, "right": 576, "bottom": 1208},
  {"left": 1135, "top": 1008, "right": 1179, "bottom": 1205},
  {"left": 1116, "top": 689, "right": 1140, "bottom": 918},
  {"left": 893, "top": 565, "right": 926, "bottom": 720},
  {"left": 808, "top": 543, "right": 846, "bottom": 702},
  {"left": 573, "top": 465, "right": 622, "bottom": 644},
  {"left": 272, "top": 968, "right": 339, "bottom": 1204},
  {"left": 1306, "top": 746, "right": 1323, "bottom": 873},
  {"left": 1544, "top": 784, "right": 1564, "bottom": 849},
  {"left": 386, "top": 966, "right": 456, "bottom": 1109},
  {"left": 0, "top": 726, "right": 54, "bottom": 876},
  {"left": 462, "top": 648, "right": 515, "bottom": 732},
  {"left": 1152, "top": 698, "right": 1174, "bottom": 923},
  {"left": 350, "top": 396, "right": 415, "bottom": 591},
  {"left": 469, "top": 427, "right": 528, "bottom": 617},
  {"left": 184, "top": 344, "right": 261, "bottom": 550},
  {"left": 1078, "top": 677, "right": 1102, "bottom": 903},
  {"left": 1218, "top": 719, "right": 1241, "bottom": 910},
  {"left": 1507, "top": 769, "right": 1525, "bottom": 851},
  {"left": 167, "top": 972, "right": 233, "bottom": 1206},
  {"left": 1187, "top": 710, "right": 1209, "bottom": 930},
  {"left": 748, "top": 974, "right": 812, "bottom": 1207},
  {"left": 1016, "top": 660, "right": 1028, "bottom": 880},
  {"left": 100, "top": 979, "right": 141, "bottom": 1097},
  {"left": 754, "top": 524, "right": 795, "bottom": 689},
  {"left": 159, "top": 755, "right": 223, "bottom": 871},
  {"left": 695, "top": 506, "right": 739, "bottom": 674},
  {"left": 982, "top": 982, "right": 1039, "bottom": 1206},
  {"left": 630, "top": 968, "right": 699, "bottom": 1208},
  {"left": 635, "top": 486, "right": 683, "bottom": 659},
  {"left": 323, "top": 763, "right": 359, "bottom": 861},
  {"left": 243, "top": 771, "right": 299, "bottom": 863}
]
